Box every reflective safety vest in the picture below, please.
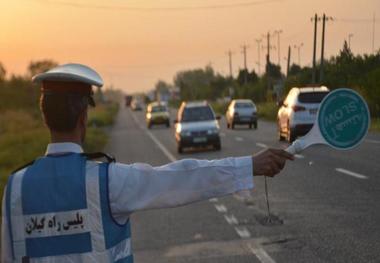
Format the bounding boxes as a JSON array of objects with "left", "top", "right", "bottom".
[{"left": 5, "top": 153, "right": 133, "bottom": 263}]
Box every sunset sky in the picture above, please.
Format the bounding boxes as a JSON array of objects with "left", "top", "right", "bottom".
[{"left": 1, "top": 0, "right": 379, "bottom": 92}]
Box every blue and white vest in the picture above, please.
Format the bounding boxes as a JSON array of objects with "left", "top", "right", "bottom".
[{"left": 5, "top": 153, "right": 133, "bottom": 263}]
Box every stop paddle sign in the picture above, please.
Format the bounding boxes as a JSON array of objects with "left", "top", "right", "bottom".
[{"left": 286, "top": 88, "right": 370, "bottom": 154}]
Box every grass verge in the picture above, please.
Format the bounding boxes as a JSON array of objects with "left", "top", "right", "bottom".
[
  {"left": 0, "top": 102, "right": 119, "bottom": 203},
  {"left": 370, "top": 118, "right": 380, "bottom": 133},
  {"left": 257, "top": 102, "right": 277, "bottom": 121}
]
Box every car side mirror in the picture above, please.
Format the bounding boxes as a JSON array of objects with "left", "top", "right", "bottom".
[{"left": 216, "top": 115, "right": 221, "bottom": 120}]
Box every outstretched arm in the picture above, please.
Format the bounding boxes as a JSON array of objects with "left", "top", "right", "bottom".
[{"left": 108, "top": 149, "right": 293, "bottom": 222}]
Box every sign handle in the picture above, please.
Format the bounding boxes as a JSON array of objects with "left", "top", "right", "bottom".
[{"left": 285, "top": 139, "right": 306, "bottom": 154}]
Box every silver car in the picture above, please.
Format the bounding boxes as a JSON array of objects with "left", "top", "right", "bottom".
[
  {"left": 174, "top": 101, "right": 221, "bottom": 153},
  {"left": 226, "top": 99, "right": 258, "bottom": 129}
]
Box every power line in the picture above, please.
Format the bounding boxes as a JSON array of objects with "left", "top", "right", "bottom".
[
  {"left": 36, "top": 0, "right": 286, "bottom": 12},
  {"left": 335, "top": 17, "right": 380, "bottom": 24}
]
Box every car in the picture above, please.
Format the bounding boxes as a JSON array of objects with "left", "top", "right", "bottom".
[
  {"left": 131, "top": 98, "right": 143, "bottom": 111},
  {"left": 277, "top": 86, "right": 330, "bottom": 142},
  {"left": 146, "top": 102, "right": 170, "bottom": 128},
  {"left": 125, "top": 95, "right": 132, "bottom": 107},
  {"left": 226, "top": 99, "right": 258, "bottom": 129},
  {"left": 174, "top": 101, "right": 221, "bottom": 153}
]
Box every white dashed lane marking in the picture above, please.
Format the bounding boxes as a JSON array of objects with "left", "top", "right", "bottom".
[
  {"left": 365, "top": 139, "right": 380, "bottom": 144},
  {"left": 235, "top": 137, "right": 244, "bottom": 142},
  {"left": 256, "top": 143, "right": 268, "bottom": 148},
  {"left": 335, "top": 168, "right": 368, "bottom": 180},
  {"left": 248, "top": 244, "right": 277, "bottom": 263},
  {"left": 294, "top": 154, "right": 305, "bottom": 159},
  {"left": 209, "top": 198, "right": 219, "bottom": 203},
  {"left": 234, "top": 226, "right": 251, "bottom": 239},
  {"left": 224, "top": 214, "right": 239, "bottom": 225},
  {"left": 214, "top": 204, "right": 228, "bottom": 213}
]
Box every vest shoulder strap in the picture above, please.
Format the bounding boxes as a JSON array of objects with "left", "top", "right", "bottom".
[
  {"left": 81, "top": 152, "right": 116, "bottom": 163},
  {"left": 11, "top": 160, "right": 35, "bottom": 175},
  {"left": 11, "top": 152, "right": 116, "bottom": 175}
]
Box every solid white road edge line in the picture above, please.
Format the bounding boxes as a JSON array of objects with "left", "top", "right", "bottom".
[
  {"left": 130, "top": 110, "right": 177, "bottom": 162},
  {"left": 248, "top": 244, "right": 277, "bottom": 263},
  {"left": 209, "top": 198, "right": 219, "bottom": 203},
  {"left": 335, "top": 168, "right": 368, "bottom": 179}
]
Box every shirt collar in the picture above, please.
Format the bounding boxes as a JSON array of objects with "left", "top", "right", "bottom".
[{"left": 45, "top": 143, "right": 84, "bottom": 155}]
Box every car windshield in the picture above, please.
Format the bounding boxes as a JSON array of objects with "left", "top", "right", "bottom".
[
  {"left": 298, "top": 92, "right": 329, "bottom": 103},
  {"left": 181, "top": 106, "right": 214, "bottom": 122},
  {"left": 152, "top": 105, "right": 167, "bottom": 112},
  {"left": 235, "top": 102, "right": 254, "bottom": 108}
]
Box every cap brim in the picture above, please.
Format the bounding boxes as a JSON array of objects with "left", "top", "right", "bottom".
[{"left": 33, "top": 72, "right": 103, "bottom": 87}]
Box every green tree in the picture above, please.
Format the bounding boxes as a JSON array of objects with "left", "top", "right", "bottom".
[
  {"left": 174, "top": 66, "right": 216, "bottom": 101},
  {"left": 27, "top": 60, "right": 58, "bottom": 77},
  {"left": 0, "top": 62, "right": 6, "bottom": 82},
  {"left": 237, "top": 69, "right": 258, "bottom": 86}
]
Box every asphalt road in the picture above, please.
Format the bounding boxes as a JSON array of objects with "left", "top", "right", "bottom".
[{"left": 105, "top": 105, "right": 380, "bottom": 263}]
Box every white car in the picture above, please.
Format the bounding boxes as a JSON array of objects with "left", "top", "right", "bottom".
[
  {"left": 131, "top": 98, "right": 143, "bottom": 111},
  {"left": 174, "top": 101, "right": 221, "bottom": 153},
  {"left": 277, "top": 86, "right": 329, "bottom": 142},
  {"left": 226, "top": 99, "right": 258, "bottom": 129}
]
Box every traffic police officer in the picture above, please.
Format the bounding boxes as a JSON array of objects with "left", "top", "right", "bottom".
[{"left": 1, "top": 63, "right": 293, "bottom": 262}]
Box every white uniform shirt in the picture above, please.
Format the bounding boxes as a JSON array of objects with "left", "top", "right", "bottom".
[{"left": 1, "top": 142, "right": 254, "bottom": 262}]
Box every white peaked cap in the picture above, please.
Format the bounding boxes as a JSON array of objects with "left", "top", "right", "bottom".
[{"left": 32, "top": 63, "right": 103, "bottom": 87}]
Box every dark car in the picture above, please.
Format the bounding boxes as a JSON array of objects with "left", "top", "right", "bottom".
[{"left": 174, "top": 101, "right": 221, "bottom": 153}]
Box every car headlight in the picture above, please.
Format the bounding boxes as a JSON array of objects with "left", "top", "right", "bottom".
[{"left": 207, "top": 128, "right": 219, "bottom": 135}]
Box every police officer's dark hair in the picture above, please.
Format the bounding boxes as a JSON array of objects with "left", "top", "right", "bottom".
[{"left": 40, "top": 93, "right": 88, "bottom": 132}]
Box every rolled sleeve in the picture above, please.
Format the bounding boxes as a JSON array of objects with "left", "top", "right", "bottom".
[{"left": 108, "top": 156, "right": 254, "bottom": 222}]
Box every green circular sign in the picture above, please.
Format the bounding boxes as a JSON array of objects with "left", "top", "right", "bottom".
[{"left": 317, "top": 88, "right": 370, "bottom": 150}]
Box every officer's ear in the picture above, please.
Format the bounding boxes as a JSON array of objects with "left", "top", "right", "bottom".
[{"left": 77, "top": 109, "right": 88, "bottom": 129}]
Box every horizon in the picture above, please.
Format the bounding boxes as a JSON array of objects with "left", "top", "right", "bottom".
[{"left": 1, "top": 0, "right": 379, "bottom": 92}]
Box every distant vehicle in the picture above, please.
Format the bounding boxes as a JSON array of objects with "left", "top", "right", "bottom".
[
  {"left": 131, "top": 98, "right": 143, "bottom": 111},
  {"left": 174, "top": 101, "right": 221, "bottom": 153},
  {"left": 146, "top": 102, "right": 170, "bottom": 128},
  {"left": 277, "top": 86, "right": 330, "bottom": 142},
  {"left": 226, "top": 99, "right": 258, "bottom": 129},
  {"left": 125, "top": 95, "right": 132, "bottom": 107}
]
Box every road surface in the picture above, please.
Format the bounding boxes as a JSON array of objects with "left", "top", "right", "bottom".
[{"left": 105, "top": 105, "right": 380, "bottom": 263}]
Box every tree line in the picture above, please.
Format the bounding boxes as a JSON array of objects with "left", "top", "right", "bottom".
[{"left": 155, "top": 41, "right": 380, "bottom": 118}]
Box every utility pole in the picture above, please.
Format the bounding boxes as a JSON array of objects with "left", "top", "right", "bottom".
[
  {"left": 348, "top": 33, "right": 354, "bottom": 49},
  {"left": 372, "top": 13, "right": 376, "bottom": 53},
  {"left": 241, "top": 44, "right": 249, "bottom": 84},
  {"left": 311, "top": 13, "right": 319, "bottom": 84},
  {"left": 273, "top": 30, "right": 283, "bottom": 65},
  {"left": 320, "top": 14, "right": 333, "bottom": 83},
  {"left": 294, "top": 43, "right": 304, "bottom": 65},
  {"left": 286, "top": 45, "right": 291, "bottom": 76},
  {"left": 262, "top": 32, "right": 275, "bottom": 89},
  {"left": 226, "top": 50, "right": 234, "bottom": 78},
  {"left": 262, "top": 32, "right": 272, "bottom": 75},
  {"left": 255, "top": 38, "right": 262, "bottom": 75}
]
